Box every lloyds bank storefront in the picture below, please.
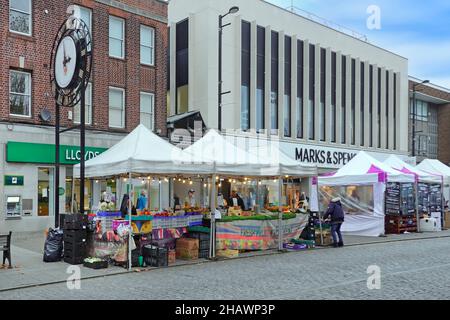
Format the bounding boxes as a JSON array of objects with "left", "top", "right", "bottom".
[{"left": 0, "top": 123, "right": 121, "bottom": 233}]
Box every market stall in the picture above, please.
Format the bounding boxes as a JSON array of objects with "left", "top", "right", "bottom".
[
  {"left": 316, "top": 152, "right": 415, "bottom": 237},
  {"left": 183, "top": 130, "right": 318, "bottom": 257},
  {"left": 416, "top": 159, "right": 450, "bottom": 229}
]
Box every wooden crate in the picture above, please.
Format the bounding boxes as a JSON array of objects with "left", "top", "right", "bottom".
[{"left": 385, "top": 215, "right": 417, "bottom": 234}]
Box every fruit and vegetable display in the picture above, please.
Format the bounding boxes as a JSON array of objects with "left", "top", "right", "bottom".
[
  {"left": 266, "top": 206, "right": 291, "bottom": 213},
  {"left": 99, "top": 202, "right": 116, "bottom": 211}
]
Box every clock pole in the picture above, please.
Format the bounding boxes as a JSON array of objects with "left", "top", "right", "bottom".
[
  {"left": 80, "top": 82, "right": 86, "bottom": 215},
  {"left": 55, "top": 99, "right": 60, "bottom": 227}
]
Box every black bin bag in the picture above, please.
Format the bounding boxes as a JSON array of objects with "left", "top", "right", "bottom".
[{"left": 43, "top": 228, "right": 64, "bottom": 262}]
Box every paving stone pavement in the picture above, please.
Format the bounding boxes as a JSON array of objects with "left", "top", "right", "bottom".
[{"left": 1, "top": 237, "right": 450, "bottom": 300}]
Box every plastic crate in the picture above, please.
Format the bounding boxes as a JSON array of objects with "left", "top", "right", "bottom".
[
  {"left": 83, "top": 260, "right": 108, "bottom": 269},
  {"left": 64, "top": 230, "right": 87, "bottom": 243},
  {"left": 199, "top": 249, "right": 209, "bottom": 259},
  {"left": 152, "top": 216, "right": 189, "bottom": 229}
]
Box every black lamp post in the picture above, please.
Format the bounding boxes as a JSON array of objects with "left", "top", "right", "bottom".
[
  {"left": 218, "top": 6, "right": 239, "bottom": 132},
  {"left": 412, "top": 80, "right": 430, "bottom": 157}
]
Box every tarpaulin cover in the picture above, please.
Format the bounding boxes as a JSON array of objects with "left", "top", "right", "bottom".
[{"left": 216, "top": 214, "right": 308, "bottom": 251}]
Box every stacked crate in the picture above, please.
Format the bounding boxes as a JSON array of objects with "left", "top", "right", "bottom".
[
  {"left": 63, "top": 214, "right": 88, "bottom": 265},
  {"left": 142, "top": 245, "right": 168, "bottom": 267},
  {"left": 187, "top": 232, "right": 210, "bottom": 259}
]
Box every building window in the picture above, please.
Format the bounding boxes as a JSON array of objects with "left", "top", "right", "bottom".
[
  {"left": 9, "top": 0, "right": 32, "bottom": 35},
  {"left": 77, "top": 6, "right": 92, "bottom": 51},
  {"left": 297, "top": 40, "right": 304, "bottom": 139},
  {"left": 393, "top": 73, "right": 397, "bottom": 150},
  {"left": 284, "top": 36, "right": 291, "bottom": 137},
  {"left": 140, "top": 92, "right": 155, "bottom": 130},
  {"left": 176, "top": 19, "right": 189, "bottom": 114},
  {"left": 256, "top": 26, "right": 265, "bottom": 131},
  {"left": 341, "top": 56, "right": 346, "bottom": 144},
  {"left": 360, "top": 62, "right": 365, "bottom": 146},
  {"left": 141, "top": 25, "right": 155, "bottom": 66},
  {"left": 309, "top": 44, "right": 315, "bottom": 140},
  {"left": 369, "top": 65, "right": 373, "bottom": 147},
  {"left": 331, "top": 52, "right": 337, "bottom": 143},
  {"left": 241, "top": 21, "right": 251, "bottom": 131},
  {"left": 377, "top": 67, "right": 381, "bottom": 148},
  {"left": 320, "top": 48, "right": 326, "bottom": 141},
  {"left": 109, "top": 87, "right": 125, "bottom": 128},
  {"left": 386, "top": 71, "right": 389, "bottom": 148},
  {"left": 9, "top": 70, "right": 31, "bottom": 117},
  {"left": 351, "top": 58, "right": 356, "bottom": 145},
  {"left": 271, "top": 31, "right": 279, "bottom": 135},
  {"left": 109, "top": 16, "right": 125, "bottom": 59},
  {"left": 74, "top": 83, "right": 92, "bottom": 125}
]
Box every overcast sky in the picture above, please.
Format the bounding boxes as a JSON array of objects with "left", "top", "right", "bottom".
[{"left": 267, "top": 0, "right": 450, "bottom": 88}]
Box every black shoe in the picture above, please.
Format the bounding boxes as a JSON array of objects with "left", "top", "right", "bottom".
[
  {"left": 338, "top": 242, "right": 344, "bottom": 247},
  {"left": 333, "top": 242, "right": 339, "bottom": 248}
]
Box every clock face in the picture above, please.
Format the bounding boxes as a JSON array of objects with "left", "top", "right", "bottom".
[{"left": 55, "top": 36, "right": 78, "bottom": 89}]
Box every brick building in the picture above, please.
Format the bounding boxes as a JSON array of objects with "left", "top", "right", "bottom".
[
  {"left": 0, "top": 0, "right": 168, "bottom": 232},
  {"left": 408, "top": 77, "right": 450, "bottom": 165}
]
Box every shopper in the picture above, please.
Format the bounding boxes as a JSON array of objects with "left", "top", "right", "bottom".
[
  {"left": 136, "top": 190, "right": 148, "bottom": 211},
  {"left": 323, "top": 197, "right": 345, "bottom": 248}
]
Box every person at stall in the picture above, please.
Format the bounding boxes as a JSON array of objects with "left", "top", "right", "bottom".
[
  {"left": 323, "top": 197, "right": 345, "bottom": 248},
  {"left": 350, "top": 189, "right": 360, "bottom": 202},
  {"left": 228, "top": 190, "right": 246, "bottom": 211},
  {"left": 136, "top": 190, "right": 148, "bottom": 211},
  {"left": 185, "top": 189, "right": 197, "bottom": 208}
]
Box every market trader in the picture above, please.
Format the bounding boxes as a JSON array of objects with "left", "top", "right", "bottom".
[
  {"left": 323, "top": 197, "right": 345, "bottom": 248},
  {"left": 185, "top": 189, "right": 197, "bottom": 208},
  {"left": 136, "top": 190, "right": 148, "bottom": 211},
  {"left": 228, "top": 190, "right": 246, "bottom": 211}
]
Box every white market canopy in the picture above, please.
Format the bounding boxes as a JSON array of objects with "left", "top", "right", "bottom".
[
  {"left": 384, "top": 155, "right": 442, "bottom": 184},
  {"left": 416, "top": 159, "right": 450, "bottom": 184},
  {"left": 182, "top": 129, "right": 317, "bottom": 177},
  {"left": 319, "top": 151, "right": 415, "bottom": 186},
  {"left": 74, "top": 124, "right": 193, "bottom": 178}
]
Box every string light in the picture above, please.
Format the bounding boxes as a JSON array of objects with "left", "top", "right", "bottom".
[
  {"left": 183, "top": 180, "right": 186, "bottom": 184},
  {"left": 164, "top": 178, "right": 169, "bottom": 182},
  {"left": 189, "top": 181, "right": 193, "bottom": 185}
]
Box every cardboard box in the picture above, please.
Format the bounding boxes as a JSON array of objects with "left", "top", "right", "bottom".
[
  {"left": 315, "top": 232, "right": 333, "bottom": 246},
  {"left": 176, "top": 238, "right": 199, "bottom": 250},
  {"left": 176, "top": 247, "right": 198, "bottom": 260},
  {"left": 444, "top": 211, "right": 450, "bottom": 229},
  {"left": 168, "top": 250, "right": 176, "bottom": 264},
  {"left": 216, "top": 249, "right": 239, "bottom": 258}
]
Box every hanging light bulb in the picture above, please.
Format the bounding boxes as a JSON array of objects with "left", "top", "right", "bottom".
[
  {"left": 141, "top": 180, "right": 145, "bottom": 184},
  {"left": 189, "top": 181, "right": 193, "bottom": 185},
  {"left": 216, "top": 176, "right": 219, "bottom": 180},
  {"left": 159, "top": 180, "right": 162, "bottom": 184},
  {"left": 258, "top": 181, "right": 262, "bottom": 185},
  {"left": 183, "top": 180, "right": 186, "bottom": 184},
  {"left": 204, "top": 183, "right": 207, "bottom": 188},
  {"left": 164, "top": 178, "right": 169, "bottom": 182},
  {"left": 178, "top": 178, "right": 181, "bottom": 182},
  {"left": 123, "top": 178, "right": 128, "bottom": 182}
]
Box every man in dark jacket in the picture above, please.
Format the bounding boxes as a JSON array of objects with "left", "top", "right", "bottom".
[
  {"left": 323, "top": 197, "right": 345, "bottom": 248},
  {"left": 228, "top": 191, "right": 246, "bottom": 211}
]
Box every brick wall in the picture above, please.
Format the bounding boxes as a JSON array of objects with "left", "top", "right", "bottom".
[
  {"left": 438, "top": 103, "right": 450, "bottom": 165},
  {"left": 0, "top": 0, "right": 168, "bottom": 135}
]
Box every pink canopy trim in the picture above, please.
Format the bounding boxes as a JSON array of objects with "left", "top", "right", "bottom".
[
  {"left": 367, "top": 164, "right": 387, "bottom": 183},
  {"left": 399, "top": 167, "right": 419, "bottom": 183},
  {"left": 312, "top": 177, "right": 318, "bottom": 186},
  {"left": 320, "top": 171, "right": 336, "bottom": 177}
]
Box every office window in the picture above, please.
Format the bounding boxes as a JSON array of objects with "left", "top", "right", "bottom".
[
  {"left": 9, "top": 0, "right": 32, "bottom": 35},
  {"left": 369, "top": 65, "right": 373, "bottom": 147},
  {"left": 241, "top": 21, "right": 251, "bottom": 131},
  {"left": 341, "top": 56, "right": 346, "bottom": 143},
  {"left": 393, "top": 73, "right": 397, "bottom": 150},
  {"left": 320, "top": 48, "right": 326, "bottom": 141},
  {"left": 9, "top": 70, "right": 31, "bottom": 117},
  {"left": 308, "top": 44, "right": 315, "bottom": 140},
  {"left": 284, "top": 36, "right": 291, "bottom": 137},
  {"left": 297, "top": 40, "right": 304, "bottom": 138},
  {"left": 351, "top": 58, "right": 356, "bottom": 145},
  {"left": 109, "top": 87, "right": 125, "bottom": 128},
  {"left": 109, "top": 16, "right": 125, "bottom": 59},
  {"left": 386, "top": 71, "right": 389, "bottom": 148},
  {"left": 271, "top": 31, "right": 279, "bottom": 134},
  {"left": 360, "top": 62, "right": 365, "bottom": 146},
  {"left": 140, "top": 92, "right": 155, "bottom": 130},
  {"left": 78, "top": 6, "right": 92, "bottom": 51},
  {"left": 74, "top": 83, "right": 92, "bottom": 125},
  {"left": 331, "top": 52, "right": 337, "bottom": 143},
  {"left": 176, "top": 19, "right": 189, "bottom": 114},
  {"left": 140, "top": 25, "right": 155, "bottom": 66},
  {"left": 377, "top": 68, "right": 381, "bottom": 148},
  {"left": 256, "top": 26, "right": 265, "bottom": 131}
]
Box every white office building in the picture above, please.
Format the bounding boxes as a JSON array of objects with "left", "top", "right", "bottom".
[{"left": 168, "top": 0, "right": 411, "bottom": 178}]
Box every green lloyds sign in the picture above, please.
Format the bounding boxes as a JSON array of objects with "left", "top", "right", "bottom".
[
  {"left": 4, "top": 175, "right": 24, "bottom": 186},
  {"left": 6, "top": 142, "right": 107, "bottom": 165}
]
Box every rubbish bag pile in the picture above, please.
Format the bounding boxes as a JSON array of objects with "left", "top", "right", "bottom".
[{"left": 43, "top": 228, "right": 64, "bottom": 262}]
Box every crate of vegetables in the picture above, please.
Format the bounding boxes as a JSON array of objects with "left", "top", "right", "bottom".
[{"left": 83, "top": 257, "right": 109, "bottom": 269}]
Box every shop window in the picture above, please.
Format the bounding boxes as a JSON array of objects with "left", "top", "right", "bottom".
[
  {"left": 73, "top": 83, "right": 92, "bottom": 125},
  {"left": 10, "top": 0, "right": 32, "bottom": 35},
  {"left": 140, "top": 92, "right": 155, "bottom": 131},
  {"left": 140, "top": 25, "right": 155, "bottom": 66},
  {"left": 38, "top": 168, "right": 54, "bottom": 217},
  {"left": 109, "top": 16, "right": 125, "bottom": 59},
  {"left": 109, "top": 87, "right": 125, "bottom": 128},
  {"left": 9, "top": 70, "right": 31, "bottom": 117}
]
